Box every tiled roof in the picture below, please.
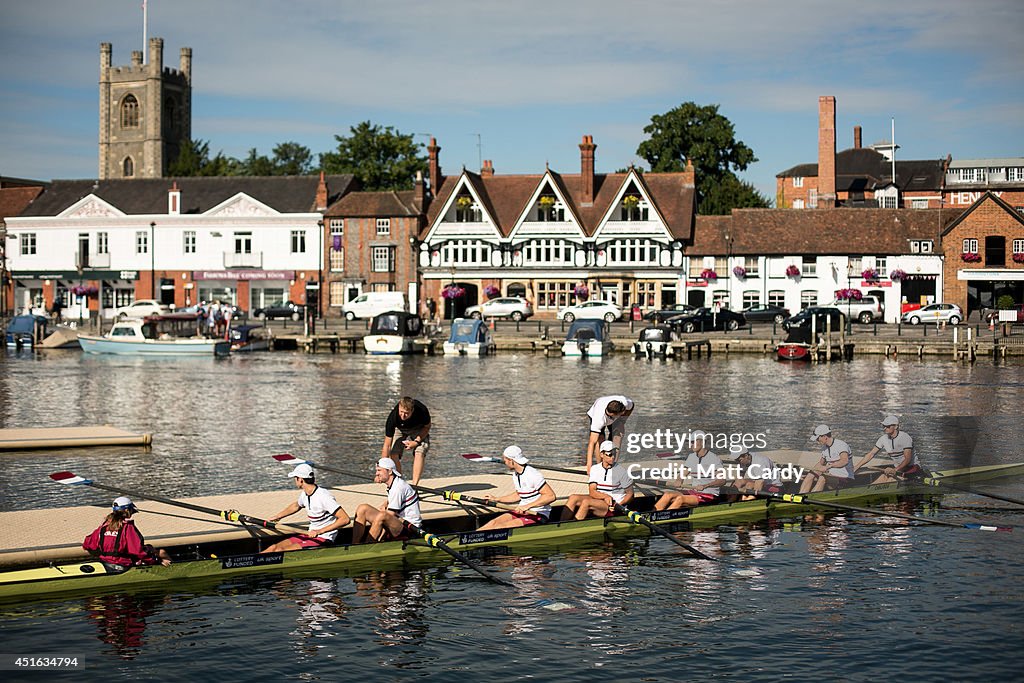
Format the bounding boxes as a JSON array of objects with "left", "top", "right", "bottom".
[
  {"left": 19, "top": 175, "right": 356, "bottom": 216},
  {"left": 0, "top": 186, "right": 44, "bottom": 221},
  {"left": 777, "top": 148, "right": 945, "bottom": 192},
  {"left": 941, "top": 191, "right": 1024, "bottom": 237},
  {"left": 326, "top": 189, "right": 421, "bottom": 217}
]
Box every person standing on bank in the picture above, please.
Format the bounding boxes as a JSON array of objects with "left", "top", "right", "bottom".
[
  {"left": 262, "top": 464, "right": 350, "bottom": 553},
  {"left": 799, "top": 424, "right": 856, "bottom": 493},
  {"left": 855, "top": 414, "right": 923, "bottom": 483},
  {"left": 585, "top": 395, "right": 634, "bottom": 470},
  {"left": 382, "top": 396, "right": 431, "bottom": 486},
  {"left": 82, "top": 497, "right": 172, "bottom": 568}
]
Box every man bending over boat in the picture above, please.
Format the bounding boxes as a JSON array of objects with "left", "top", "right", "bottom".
[
  {"left": 262, "top": 464, "right": 350, "bottom": 553},
  {"left": 351, "top": 458, "right": 423, "bottom": 543},
  {"left": 654, "top": 431, "right": 726, "bottom": 510},
  {"left": 730, "top": 444, "right": 783, "bottom": 500},
  {"left": 799, "top": 424, "right": 855, "bottom": 493},
  {"left": 83, "top": 496, "right": 172, "bottom": 569},
  {"left": 585, "top": 395, "right": 634, "bottom": 470},
  {"left": 855, "top": 414, "right": 925, "bottom": 484},
  {"left": 562, "top": 440, "right": 634, "bottom": 520},
  {"left": 382, "top": 396, "right": 432, "bottom": 486},
  {"left": 477, "top": 446, "right": 557, "bottom": 530}
]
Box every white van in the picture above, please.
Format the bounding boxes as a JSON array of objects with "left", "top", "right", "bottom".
[{"left": 342, "top": 292, "right": 407, "bottom": 320}]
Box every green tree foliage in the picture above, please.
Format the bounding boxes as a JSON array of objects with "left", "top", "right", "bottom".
[
  {"left": 636, "top": 102, "right": 769, "bottom": 214},
  {"left": 320, "top": 121, "right": 428, "bottom": 191},
  {"left": 271, "top": 142, "right": 314, "bottom": 176},
  {"left": 168, "top": 138, "right": 238, "bottom": 177}
]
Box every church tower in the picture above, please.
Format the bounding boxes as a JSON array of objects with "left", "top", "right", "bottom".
[{"left": 99, "top": 38, "right": 191, "bottom": 179}]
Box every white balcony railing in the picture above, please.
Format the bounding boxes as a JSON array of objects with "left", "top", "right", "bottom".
[{"left": 224, "top": 251, "right": 263, "bottom": 268}]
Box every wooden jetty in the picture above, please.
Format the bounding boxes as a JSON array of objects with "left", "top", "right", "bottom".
[{"left": 0, "top": 426, "right": 152, "bottom": 451}]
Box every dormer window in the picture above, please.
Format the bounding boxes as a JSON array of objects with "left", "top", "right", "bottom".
[
  {"left": 455, "top": 195, "right": 481, "bottom": 223},
  {"left": 620, "top": 195, "right": 648, "bottom": 221},
  {"left": 536, "top": 195, "right": 564, "bottom": 222}
]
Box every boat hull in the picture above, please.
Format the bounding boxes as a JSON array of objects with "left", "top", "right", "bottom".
[
  {"left": 777, "top": 343, "right": 811, "bottom": 361},
  {"left": 632, "top": 341, "right": 670, "bottom": 358},
  {"left": 363, "top": 335, "right": 416, "bottom": 354},
  {"left": 442, "top": 341, "right": 495, "bottom": 356},
  {"left": 561, "top": 341, "right": 612, "bottom": 357},
  {"left": 79, "top": 335, "right": 230, "bottom": 356}
]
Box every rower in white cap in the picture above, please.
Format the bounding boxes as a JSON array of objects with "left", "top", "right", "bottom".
[
  {"left": 855, "top": 414, "right": 924, "bottom": 483},
  {"left": 262, "top": 463, "right": 351, "bottom": 553},
  {"left": 799, "top": 424, "right": 855, "bottom": 493},
  {"left": 730, "top": 444, "right": 783, "bottom": 499},
  {"left": 654, "top": 430, "right": 726, "bottom": 510},
  {"left": 477, "top": 445, "right": 557, "bottom": 530},
  {"left": 351, "top": 457, "right": 423, "bottom": 544},
  {"left": 561, "top": 440, "right": 634, "bottom": 521}
]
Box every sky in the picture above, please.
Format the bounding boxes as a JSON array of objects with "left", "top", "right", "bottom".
[{"left": 2, "top": 0, "right": 1022, "bottom": 203}]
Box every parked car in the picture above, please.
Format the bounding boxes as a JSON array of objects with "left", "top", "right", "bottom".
[
  {"left": 114, "top": 299, "right": 170, "bottom": 319},
  {"left": 782, "top": 306, "right": 846, "bottom": 332},
  {"left": 669, "top": 307, "right": 746, "bottom": 333},
  {"left": 643, "top": 303, "right": 697, "bottom": 322},
  {"left": 825, "top": 295, "right": 884, "bottom": 324},
  {"left": 253, "top": 300, "right": 304, "bottom": 321},
  {"left": 557, "top": 300, "right": 622, "bottom": 323},
  {"left": 741, "top": 304, "right": 790, "bottom": 324},
  {"left": 902, "top": 303, "right": 963, "bottom": 325},
  {"left": 465, "top": 297, "right": 534, "bottom": 321}
]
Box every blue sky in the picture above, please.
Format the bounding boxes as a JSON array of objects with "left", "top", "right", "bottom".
[{"left": 2, "top": 0, "right": 1022, "bottom": 203}]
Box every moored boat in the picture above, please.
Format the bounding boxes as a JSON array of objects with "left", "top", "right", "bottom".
[
  {"left": 5, "top": 314, "right": 49, "bottom": 348},
  {"left": 229, "top": 324, "right": 270, "bottom": 352},
  {"left": 363, "top": 311, "right": 425, "bottom": 355},
  {"left": 561, "top": 319, "right": 613, "bottom": 357},
  {"left": 777, "top": 326, "right": 813, "bottom": 361},
  {"left": 79, "top": 317, "right": 230, "bottom": 356},
  {"left": 632, "top": 325, "right": 673, "bottom": 359},
  {"left": 442, "top": 318, "right": 495, "bottom": 356}
]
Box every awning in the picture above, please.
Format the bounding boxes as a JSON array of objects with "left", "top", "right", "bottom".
[{"left": 958, "top": 269, "right": 1024, "bottom": 282}]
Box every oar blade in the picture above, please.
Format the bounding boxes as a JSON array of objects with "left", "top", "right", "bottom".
[
  {"left": 50, "top": 471, "right": 91, "bottom": 485},
  {"left": 460, "top": 453, "right": 500, "bottom": 463},
  {"left": 272, "top": 453, "right": 308, "bottom": 465}
]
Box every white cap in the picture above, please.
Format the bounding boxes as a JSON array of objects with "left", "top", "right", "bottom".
[
  {"left": 112, "top": 496, "right": 135, "bottom": 511},
  {"left": 729, "top": 443, "right": 750, "bottom": 457},
  {"left": 288, "top": 463, "right": 314, "bottom": 479},
  {"left": 599, "top": 440, "right": 617, "bottom": 453},
  {"left": 691, "top": 430, "right": 708, "bottom": 441},
  {"left": 881, "top": 414, "right": 900, "bottom": 427},
  {"left": 503, "top": 445, "right": 529, "bottom": 465},
  {"left": 810, "top": 424, "right": 832, "bottom": 440},
  {"left": 376, "top": 457, "right": 398, "bottom": 471}
]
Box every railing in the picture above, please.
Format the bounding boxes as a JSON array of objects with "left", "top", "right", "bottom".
[{"left": 223, "top": 251, "right": 263, "bottom": 268}]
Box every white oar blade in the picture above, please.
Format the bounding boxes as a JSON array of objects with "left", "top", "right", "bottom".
[
  {"left": 272, "top": 453, "right": 308, "bottom": 465},
  {"left": 460, "top": 453, "right": 500, "bottom": 463},
  {"left": 50, "top": 471, "right": 91, "bottom": 485}
]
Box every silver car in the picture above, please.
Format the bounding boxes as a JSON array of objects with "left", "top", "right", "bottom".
[
  {"left": 465, "top": 297, "right": 534, "bottom": 321},
  {"left": 901, "top": 303, "right": 963, "bottom": 325}
]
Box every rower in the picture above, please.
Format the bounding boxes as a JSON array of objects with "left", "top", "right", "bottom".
[
  {"left": 730, "top": 444, "right": 783, "bottom": 499},
  {"left": 585, "top": 395, "right": 634, "bottom": 470},
  {"left": 654, "top": 431, "right": 726, "bottom": 510},
  {"left": 477, "top": 445, "right": 557, "bottom": 530},
  {"left": 799, "top": 424, "right": 855, "bottom": 493},
  {"left": 351, "top": 458, "right": 423, "bottom": 544},
  {"left": 561, "top": 440, "right": 634, "bottom": 521},
  {"left": 855, "top": 414, "right": 925, "bottom": 484},
  {"left": 82, "top": 496, "right": 172, "bottom": 569},
  {"left": 262, "top": 464, "right": 351, "bottom": 552}
]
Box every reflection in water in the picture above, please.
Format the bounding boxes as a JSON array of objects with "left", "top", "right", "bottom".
[
  {"left": 289, "top": 579, "right": 348, "bottom": 658},
  {"left": 496, "top": 556, "right": 561, "bottom": 636},
  {"left": 84, "top": 592, "right": 168, "bottom": 659},
  {"left": 352, "top": 569, "right": 432, "bottom": 648}
]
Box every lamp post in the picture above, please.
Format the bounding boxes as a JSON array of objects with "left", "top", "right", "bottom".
[
  {"left": 150, "top": 221, "right": 156, "bottom": 300},
  {"left": 317, "top": 219, "right": 324, "bottom": 321}
]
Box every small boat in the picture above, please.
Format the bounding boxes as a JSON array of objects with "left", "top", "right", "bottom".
[
  {"left": 229, "top": 324, "right": 270, "bottom": 352},
  {"left": 632, "top": 325, "right": 673, "bottom": 359},
  {"left": 442, "top": 318, "right": 496, "bottom": 356},
  {"left": 777, "top": 326, "right": 813, "bottom": 361},
  {"left": 79, "top": 317, "right": 230, "bottom": 356},
  {"left": 363, "top": 311, "right": 425, "bottom": 355},
  {"left": 561, "top": 319, "right": 613, "bottom": 357},
  {"left": 40, "top": 325, "right": 81, "bottom": 349},
  {"left": 5, "top": 314, "right": 49, "bottom": 348}
]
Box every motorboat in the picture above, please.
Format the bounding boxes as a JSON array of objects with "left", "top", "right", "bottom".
[
  {"left": 560, "top": 319, "right": 613, "bottom": 357},
  {"left": 363, "top": 311, "right": 425, "bottom": 355},
  {"left": 5, "top": 314, "right": 49, "bottom": 348},
  {"left": 79, "top": 316, "right": 230, "bottom": 356},
  {"left": 777, "top": 326, "right": 813, "bottom": 361},
  {"left": 631, "top": 325, "right": 673, "bottom": 359},
  {"left": 442, "top": 318, "right": 495, "bottom": 356},
  {"left": 229, "top": 324, "right": 271, "bottom": 352}
]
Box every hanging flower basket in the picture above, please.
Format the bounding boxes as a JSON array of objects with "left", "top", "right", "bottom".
[
  {"left": 484, "top": 285, "right": 501, "bottom": 299},
  {"left": 961, "top": 252, "right": 982, "bottom": 263},
  {"left": 700, "top": 268, "right": 718, "bottom": 281},
  {"left": 835, "top": 288, "right": 863, "bottom": 301},
  {"left": 785, "top": 264, "right": 801, "bottom": 278},
  {"left": 539, "top": 195, "right": 556, "bottom": 209},
  {"left": 456, "top": 196, "right": 473, "bottom": 210},
  {"left": 861, "top": 267, "right": 879, "bottom": 281},
  {"left": 889, "top": 268, "right": 907, "bottom": 281},
  {"left": 442, "top": 285, "right": 466, "bottom": 300},
  {"left": 622, "top": 195, "right": 640, "bottom": 210},
  {"left": 1013, "top": 253, "right": 1024, "bottom": 264},
  {"left": 732, "top": 265, "right": 747, "bottom": 279},
  {"left": 573, "top": 284, "right": 590, "bottom": 300},
  {"left": 70, "top": 285, "right": 98, "bottom": 297}
]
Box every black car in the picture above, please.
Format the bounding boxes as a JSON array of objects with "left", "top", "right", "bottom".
[
  {"left": 741, "top": 304, "right": 790, "bottom": 324},
  {"left": 668, "top": 307, "right": 746, "bottom": 333},
  {"left": 643, "top": 303, "right": 698, "bottom": 322},
  {"left": 782, "top": 307, "right": 846, "bottom": 332},
  {"left": 253, "top": 300, "right": 305, "bottom": 321}
]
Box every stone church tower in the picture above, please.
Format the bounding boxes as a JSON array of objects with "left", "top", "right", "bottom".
[{"left": 99, "top": 38, "right": 192, "bottom": 179}]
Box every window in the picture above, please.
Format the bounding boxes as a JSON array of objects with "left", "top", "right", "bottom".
[
  {"left": 19, "top": 233, "right": 37, "bottom": 255},
  {"left": 743, "top": 256, "right": 759, "bottom": 277},
  {"left": 689, "top": 259, "right": 708, "bottom": 279},
  {"left": 1008, "top": 168, "right": 1024, "bottom": 182},
  {"left": 985, "top": 236, "right": 1006, "bottom": 267},
  {"left": 329, "top": 281, "right": 346, "bottom": 307},
  {"left": 235, "top": 232, "right": 252, "bottom": 254},
  {"left": 535, "top": 281, "right": 576, "bottom": 310},
  {"left": 714, "top": 257, "right": 728, "bottom": 278},
  {"left": 768, "top": 290, "right": 785, "bottom": 308},
  {"left": 808, "top": 189, "right": 818, "bottom": 209},
  {"left": 441, "top": 240, "right": 493, "bottom": 265},
  {"left": 875, "top": 257, "right": 887, "bottom": 274},
  {"left": 376, "top": 219, "right": 390, "bottom": 236},
  {"left": 801, "top": 291, "right": 817, "bottom": 309},
  {"left": 801, "top": 256, "right": 816, "bottom": 277},
  {"left": 742, "top": 291, "right": 759, "bottom": 308},
  {"left": 291, "top": 230, "right": 306, "bottom": 254},
  {"left": 711, "top": 291, "right": 730, "bottom": 309},
  {"left": 879, "top": 195, "right": 898, "bottom": 209},
  {"left": 372, "top": 246, "right": 394, "bottom": 272},
  {"left": 911, "top": 240, "right": 934, "bottom": 254},
  {"left": 136, "top": 231, "right": 148, "bottom": 255},
  {"left": 911, "top": 199, "right": 929, "bottom": 209},
  {"left": 535, "top": 196, "right": 565, "bottom": 222},
  {"left": 963, "top": 238, "right": 979, "bottom": 254},
  {"left": 920, "top": 240, "right": 933, "bottom": 254},
  {"left": 97, "top": 232, "right": 109, "bottom": 254},
  {"left": 619, "top": 195, "right": 649, "bottom": 221},
  {"left": 848, "top": 256, "right": 863, "bottom": 273},
  {"left": 792, "top": 198, "right": 805, "bottom": 209},
  {"left": 454, "top": 196, "right": 482, "bottom": 223},
  {"left": 329, "top": 247, "right": 344, "bottom": 271},
  {"left": 123, "top": 157, "right": 134, "bottom": 177},
  {"left": 1013, "top": 239, "right": 1024, "bottom": 254},
  {"left": 524, "top": 239, "right": 572, "bottom": 265},
  {"left": 607, "top": 239, "right": 658, "bottom": 265},
  {"left": 329, "top": 219, "right": 344, "bottom": 236},
  {"left": 120, "top": 94, "right": 139, "bottom": 128},
  {"left": 793, "top": 177, "right": 804, "bottom": 188},
  {"left": 635, "top": 281, "right": 656, "bottom": 308},
  {"left": 184, "top": 230, "right": 196, "bottom": 254}
]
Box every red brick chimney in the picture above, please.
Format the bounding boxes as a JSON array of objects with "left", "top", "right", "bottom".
[
  {"left": 481, "top": 159, "right": 494, "bottom": 177},
  {"left": 428, "top": 137, "right": 442, "bottom": 193},
  {"left": 818, "top": 96, "right": 836, "bottom": 208},
  {"left": 853, "top": 125, "right": 862, "bottom": 149},
  {"left": 579, "top": 134, "right": 596, "bottom": 206},
  {"left": 315, "top": 171, "right": 328, "bottom": 211}
]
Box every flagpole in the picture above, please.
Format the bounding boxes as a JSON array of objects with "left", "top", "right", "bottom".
[{"left": 143, "top": 0, "right": 148, "bottom": 63}]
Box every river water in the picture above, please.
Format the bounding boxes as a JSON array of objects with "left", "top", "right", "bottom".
[{"left": 1, "top": 350, "right": 1023, "bottom": 680}]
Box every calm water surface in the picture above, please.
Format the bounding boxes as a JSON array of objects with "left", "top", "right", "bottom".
[{"left": 1, "top": 350, "right": 1022, "bottom": 680}]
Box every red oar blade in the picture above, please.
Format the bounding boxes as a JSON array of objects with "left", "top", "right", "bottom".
[
  {"left": 50, "top": 471, "right": 91, "bottom": 485},
  {"left": 654, "top": 452, "right": 678, "bottom": 459},
  {"left": 460, "top": 453, "right": 500, "bottom": 463},
  {"left": 272, "top": 453, "right": 308, "bottom": 465}
]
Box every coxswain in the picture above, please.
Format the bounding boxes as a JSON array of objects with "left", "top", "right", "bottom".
[
  {"left": 477, "top": 445, "right": 557, "bottom": 530},
  {"left": 262, "top": 464, "right": 350, "bottom": 552},
  {"left": 561, "top": 440, "right": 634, "bottom": 520},
  {"left": 799, "top": 424, "right": 855, "bottom": 493},
  {"left": 82, "top": 496, "right": 172, "bottom": 569},
  {"left": 351, "top": 458, "right": 423, "bottom": 543}
]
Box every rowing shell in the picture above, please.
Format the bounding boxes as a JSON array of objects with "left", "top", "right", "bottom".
[{"left": 2, "top": 462, "right": 1020, "bottom": 600}]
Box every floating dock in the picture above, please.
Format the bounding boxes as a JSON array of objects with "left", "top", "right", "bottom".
[{"left": 0, "top": 426, "right": 152, "bottom": 451}]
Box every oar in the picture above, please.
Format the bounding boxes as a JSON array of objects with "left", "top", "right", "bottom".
[
  {"left": 745, "top": 489, "right": 1013, "bottom": 532},
  {"left": 922, "top": 475, "right": 1024, "bottom": 507},
  {"left": 50, "top": 471, "right": 307, "bottom": 532},
  {"left": 461, "top": 453, "right": 716, "bottom": 559},
  {"left": 269, "top": 456, "right": 513, "bottom": 586}
]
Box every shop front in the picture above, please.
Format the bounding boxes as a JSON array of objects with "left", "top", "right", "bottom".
[
  {"left": 192, "top": 270, "right": 296, "bottom": 316},
  {"left": 10, "top": 269, "right": 139, "bottom": 321}
]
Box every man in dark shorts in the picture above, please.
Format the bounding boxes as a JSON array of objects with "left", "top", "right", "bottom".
[{"left": 382, "top": 396, "right": 431, "bottom": 486}]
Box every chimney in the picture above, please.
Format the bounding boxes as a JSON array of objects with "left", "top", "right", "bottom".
[
  {"left": 315, "top": 171, "right": 328, "bottom": 211},
  {"left": 414, "top": 170, "right": 425, "bottom": 209},
  {"left": 428, "top": 137, "right": 442, "bottom": 194},
  {"left": 853, "top": 125, "right": 862, "bottom": 150},
  {"left": 817, "top": 96, "right": 836, "bottom": 208},
  {"left": 579, "top": 134, "right": 596, "bottom": 206},
  {"left": 167, "top": 181, "right": 181, "bottom": 215},
  {"left": 481, "top": 160, "right": 494, "bottom": 177}
]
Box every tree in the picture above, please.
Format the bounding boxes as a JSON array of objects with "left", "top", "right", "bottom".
[
  {"left": 271, "top": 142, "right": 314, "bottom": 176},
  {"left": 320, "top": 121, "right": 427, "bottom": 191},
  {"left": 168, "top": 138, "right": 239, "bottom": 177},
  {"left": 636, "top": 102, "right": 769, "bottom": 214}
]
